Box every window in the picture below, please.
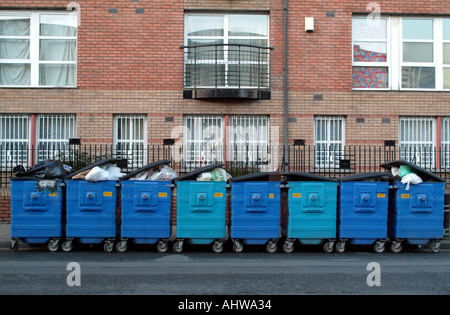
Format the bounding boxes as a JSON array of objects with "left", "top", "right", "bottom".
[
  {"left": 183, "top": 115, "right": 224, "bottom": 168},
  {"left": 442, "top": 117, "right": 450, "bottom": 169},
  {"left": 0, "top": 11, "right": 77, "bottom": 87},
  {"left": 37, "top": 114, "right": 76, "bottom": 162},
  {"left": 314, "top": 116, "right": 345, "bottom": 168},
  {"left": 0, "top": 115, "right": 30, "bottom": 167},
  {"left": 399, "top": 117, "right": 436, "bottom": 168},
  {"left": 184, "top": 13, "right": 269, "bottom": 88},
  {"left": 114, "top": 115, "right": 147, "bottom": 168},
  {"left": 352, "top": 16, "right": 449, "bottom": 91}
]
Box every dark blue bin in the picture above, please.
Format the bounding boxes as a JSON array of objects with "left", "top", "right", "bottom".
[
  {"left": 62, "top": 158, "right": 125, "bottom": 253},
  {"left": 336, "top": 172, "right": 392, "bottom": 253},
  {"left": 117, "top": 160, "right": 173, "bottom": 253},
  {"left": 230, "top": 172, "right": 282, "bottom": 253},
  {"left": 10, "top": 178, "right": 64, "bottom": 251},
  {"left": 381, "top": 160, "right": 445, "bottom": 253}
]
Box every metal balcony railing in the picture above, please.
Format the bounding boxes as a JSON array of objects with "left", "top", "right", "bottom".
[{"left": 181, "top": 44, "right": 273, "bottom": 98}]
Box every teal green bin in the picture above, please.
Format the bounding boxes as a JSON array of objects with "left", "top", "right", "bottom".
[
  {"left": 173, "top": 164, "right": 228, "bottom": 253},
  {"left": 282, "top": 173, "right": 338, "bottom": 253}
]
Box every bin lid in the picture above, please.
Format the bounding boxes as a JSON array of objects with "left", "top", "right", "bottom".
[
  {"left": 230, "top": 171, "right": 282, "bottom": 182},
  {"left": 66, "top": 158, "right": 128, "bottom": 179},
  {"left": 283, "top": 172, "right": 337, "bottom": 182},
  {"left": 338, "top": 172, "right": 393, "bottom": 183},
  {"left": 380, "top": 160, "right": 444, "bottom": 183},
  {"left": 120, "top": 160, "right": 172, "bottom": 181},
  {"left": 176, "top": 163, "right": 226, "bottom": 181}
]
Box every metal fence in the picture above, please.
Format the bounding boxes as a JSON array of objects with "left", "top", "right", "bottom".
[{"left": 0, "top": 144, "right": 449, "bottom": 188}]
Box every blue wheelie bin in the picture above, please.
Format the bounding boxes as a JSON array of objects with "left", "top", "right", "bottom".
[
  {"left": 336, "top": 172, "right": 392, "bottom": 253},
  {"left": 173, "top": 164, "right": 228, "bottom": 253},
  {"left": 62, "top": 158, "right": 126, "bottom": 253},
  {"left": 10, "top": 160, "right": 68, "bottom": 251},
  {"left": 381, "top": 160, "right": 445, "bottom": 253},
  {"left": 282, "top": 172, "right": 337, "bottom": 253},
  {"left": 230, "top": 172, "right": 282, "bottom": 253},
  {"left": 117, "top": 160, "right": 174, "bottom": 253}
]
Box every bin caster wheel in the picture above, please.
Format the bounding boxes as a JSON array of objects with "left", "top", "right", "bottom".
[
  {"left": 10, "top": 238, "right": 18, "bottom": 251},
  {"left": 116, "top": 240, "right": 128, "bottom": 253},
  {"left": 335, "top": 241, "right": 346, "bottom": 253},
  {"left": 373, "top": 241, "right": 385, "bottom": 253},
  {"left": 323, "top": 241, "right": 334, "bottom": 253},
  {"left": 390, "top": 242, "right": 402, "bottom": 253},
  {"left": 266, "top": 241, "right": 277, "bottom": 253},
  {"left": 283, "top": 242, "right": 294, "bottom": 254},
  {"left": 212, "top": 241, "right": 224, "bottom": 253},
  {"left": 430, "top": 240, "right": 441, "bottom": 253},
  {"left": 61, "top": 240, "right": 73, "bottom": 253},
  {"left": 47, "top": 239, "right": 60, "bottom": 252},
  {"left": 173, "top": 240, "right": 183, "bottom": 253},
  {"left": 232, "top": 241, "right": 243, "bottom": 253},
  {"left": 104, "top": 241, "right": 114, "bottom": 253},
  {"left": 156, "top": 241, "right": 169, "bottom": 253}
]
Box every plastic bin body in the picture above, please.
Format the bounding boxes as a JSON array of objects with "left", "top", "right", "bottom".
[
  {"left": 286, "top": 181, "right": 337, "bottom": 245},
  {"left": 176, "top": 180, "right": 227, "bottom": 244},
  {"left": 10, "top": 179, "right": 63, "bottom": 244},
  {"left": 338, "top": 181, "right": 389, "bottom": 244},
  {"left": 65, "top": 179, "right": 117, "bottom": 244},
  {"left": 120, "top": 180, "right": 172, "bottom": 244},
  {"left": 388, "top": 182, "right": 445, "bottom": 245},
  {"left": 230, "top": 181, "right": 281, "bottom": 245}
]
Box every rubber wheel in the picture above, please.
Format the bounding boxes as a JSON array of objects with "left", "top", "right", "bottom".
[
  {"left": 430, "top": 240, "right": 441, "bottom": 253},
  {"left": 116, "top": 241, "right": 128, "bottom": 253},
  {"left": 283, "top": 242, "right": 294, "bottom": 253},
  {"left": 156, "top": 241, "right": 169, "bottom": 253},
  {"left": 104, "top": 241, "right": 114, "bottom": 253},
  {"left": 212, "top": 241, "right": 224, "bottom": 253},
  {"left": 47, "top": 239, "right": 60, "bottom": 252},
  {"left": 233, "top": 241, "right": 243, "bottom": 253},
  {"left": 373, "top": 241, "right": 385, "bottom": 253},
  {"left": 61, "top": 241, "right": 73, "bottom": 253},
  {"left": 335, "top": 241, "right": 345, "bottom": 253},
  {"left": 173, "top": 240, "right": 183, "bottom": 253},
  {"left": 323, "top": 241, "right": 334, "bottom": 253},
  {"left": 390, "top": 242, "right": 402, "bottom": 253},
  {"left": 266, "top": 241, "right": 277, "bottom": 253}
]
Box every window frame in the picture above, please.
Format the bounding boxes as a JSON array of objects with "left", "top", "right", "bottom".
[
  {"left": 0, "top": 10, "right": 78, "bottom": 88},
  {"left": 313, "top": 116, "right": 346, "bottom": 169},
  {"left": 0, "top": 114, "right": 31, "bottom": 168}
]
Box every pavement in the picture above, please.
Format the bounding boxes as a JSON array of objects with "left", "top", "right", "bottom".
[{"left": 1, "top": 222, "right": 449, "bottom": 251}]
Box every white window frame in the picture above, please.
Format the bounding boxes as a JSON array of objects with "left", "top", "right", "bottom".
[
  {"left": 0, "top": 10, "right": 77, "bottom": 88},
  {"left": 183, "top": 115, "right": 224, "bottom": 168},
  {"left": 352, "top": 15, "right": 449, "bottom": 91},
  {"left": 442, "top": 117, "right": 450, "bottom": 169},
  {"left": 36, "top": 114, "right": 76, "bottom": 162},
  {"left": 399, "top": 117, "right": 436, "bottom": 168},
  {"left": 114, "top": 115, "right": 147, "bottom": 168},
  {"left": 314, "top": 116, "right": 346, "bottom": 169},
  {"left": 0, "top": 114, "right": 31, "bottom": 168},
  {"left": 184, "top": 13, "right": 269, "bottom": 88}
]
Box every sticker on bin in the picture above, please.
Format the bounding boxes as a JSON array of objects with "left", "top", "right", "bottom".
[
  {"left": 269, "top": 193, "right": 274, "bottom": 199},
  {"left": 48, "top": 192, "right": 58, "bottom": 197},
  {"left": 214, "top": 192, "right": 223, "bottom": 198},
  {"left": 377, "top": 193, "right": 386, "bottom": 198},
  {"left": 292, "top": 193, "right": 301, "bottom": 198},
  {"left": 103, "top": 191, "right": 113, "bottom": 197},
  {"left": 401, "top": 194, "right": 410, "bottom": 199},
  {"left": 158, "top": 192, "right": 167, "bottom": 198}
]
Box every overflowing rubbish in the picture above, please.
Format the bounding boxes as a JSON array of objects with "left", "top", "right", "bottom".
[
  {"left": 196, "top": 167, "right": 231, "bottom": 181},
  {"left": 389, "top": 164, "right": 423, "bottom": 190},
  {"left": 84, "top": 164, "right": 125, "bottom": 182},
  {"left": 13, "top": 160, "right": 68, "bottom": 180}
]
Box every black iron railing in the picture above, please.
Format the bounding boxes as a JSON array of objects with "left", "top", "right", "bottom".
[{"left": 1, "top": 144, "right": 449, "bottom": 188}]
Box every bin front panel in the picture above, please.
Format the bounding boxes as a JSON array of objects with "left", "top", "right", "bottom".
[
  {"left": 231, "top": 181, "right": 281, "bottom": 242},
  {"left": 176, "top": 181, "right": 226, "bottom": 241},
  {"left": 120, "top": 180, "right": 172, "bottom": 240},
  {"left": 388, "top": 182, "right": 445, "bottom": 241},
  {"left": 11, "top": 179, "right": 63, "bottom": 240},
  {"left": 338, "top": 181, "right": 388, "bottom": 243},
  {"left": 66, "top": 180, "right": 117, "bottom": 240},
  {"left": 287, "top": 181, "right": 337, "bottom": 242}
]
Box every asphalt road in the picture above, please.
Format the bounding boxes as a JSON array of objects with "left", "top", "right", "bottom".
[{"left": 1, "top": 243, "right": 450, "bottom": 298}]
